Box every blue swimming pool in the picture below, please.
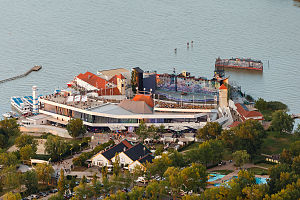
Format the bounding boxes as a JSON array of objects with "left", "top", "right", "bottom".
[
  {"left": 213, "top": 176, "right": 268, "bottom": 187},
  {"left": 208, "top": 173, "right": 226, "bottom": 182}
]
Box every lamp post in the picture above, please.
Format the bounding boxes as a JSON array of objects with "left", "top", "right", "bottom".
[
  {"left": 70, "top": 147, "right": 73, "bottom": 156},
  {"left": 60, "top": 153, "right": 62, "bottom": 161},
  {"left": 80, "top": 143, "right": 82, "bottom": 151}
]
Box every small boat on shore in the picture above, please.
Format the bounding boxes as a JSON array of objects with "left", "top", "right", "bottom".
[
  {"left": 2, "top": 111, "right": 19, "bottom": 119},
  {"left": 215, "top": 57, "right": 263, "bottom": 71}
]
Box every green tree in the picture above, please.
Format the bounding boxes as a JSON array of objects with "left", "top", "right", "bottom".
[
  {"left": 57, "top": 169, "right": 66, "bottom": 195},
  {"left": 197, "top": 122, "right": 222, "bottom": 140},
  {"left": 271, "top": 110, "right": 294, "bottom": 134},
  {"left": 15, "top": 134, "right": 37, "bottom": 149},
  {"left": 73, "top": 181, "right": 93, "bottom": 200},
  {"left": 128, "top": 186, "right": 145, "bottom": 200},
  {"left": 147, "top": 153, "right": 172, "bottom": 178},
  {"left": 23, "top": 170, "right": 38, "bottom": 194},
  {"left": 1, "top": 165, "right": 21, "bottom": 191},
  {"left": 20, "top": 144, "right": 36, "bottom": 161},
  {"left": 35, "top": 163, "right": 54, "bottom": 184},
  {"left": 0, "top": 152, "right": 19, "bottom": 167},
  {"left": 169, "top": 150, "right": 185, "bottom": 167},
  {"left": 136, "top": 120, "right": 148, "bottom": 141},
  {"left": 232, "top": 150, "right": 250, "bottom": 168},
  {"left": 164, "top": 167, "right": 182, "bottom": 199},
  {"left": 3, "top": 192, "right": 21, "bottom": 200},
  {"left": 254, "top": 98, "right": 267, "bottom": 111},
  {"left": 113, "top": 154, "right": 121, "bottom": 176},
  {"left": 232, "top": 119, "right": 266, "bottom": 156},
  {"left": 264, "top": 179, "right": 300, "bottom": 200},
  {"left": 66, "top": 118, "right": 86, "bottom": 138},
  {"left": 48, "top": 194, "right": 64, "bottom": 200},
  {"left": 242, "top": 184, "right": 268, "bottom": 200},
  {"left": 0, "top": 118, "right": 20, "bottom": 136},
  {"left": 45, "top": 135, "right": 68, "bottom": 161},
  {"left": 145, "top": 180, "right": 166, "bottom": 200},
  {"left": 181, "top": 163, "right": 207, "bottom": 193},
  {"left": 292, "top": 155, "right": 300, "bottom": 174}
]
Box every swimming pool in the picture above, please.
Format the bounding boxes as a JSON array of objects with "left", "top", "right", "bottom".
[
  {"left": 213, "top": 176, "right": 268, "bottom": 187},
  {"left": 208, "top": 173, "right": 226, "bottom": 182}
]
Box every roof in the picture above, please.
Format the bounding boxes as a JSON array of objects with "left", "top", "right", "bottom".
[
  {"left": 138, "top": 153, "right": 154, "bottom": 165},
  {"left": 109, "top": 74, "right": 126, "bottom": 85},
  {"left": 229, "top": 121, "right": 241, "bottom": 128},
  {"left": 219, "top": 84, "right": 227, "bottom": 90},
  {"left": 119, "top": 100, "right": 153, "bottom": 114},
  {"left": 235, "top": 103, "right": 263, "bottom": 120},
  {"left": 101, "top": 140, "right": 133, "bottom": 160},
  {"left": 132, "top": 67, "right": 144, "bottom": 73},
  {"left": 132, "top": 94, "right": 154, "bottom": 108},
  {"left": 123, "top": 143, "right": 151, "bottom": 162},
  {"left": 98, "top": 68, "right": 129, "bottom": 77},
  {"left": 77, "top": 72, "right": 108, "bottom": 90},
  {"left": 97, "top": 87, "right": 121, "bottom": 96}
]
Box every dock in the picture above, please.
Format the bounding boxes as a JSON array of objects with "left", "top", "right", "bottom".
[{"left": 0, "top": 65, "right": 42, "bottom": 84}]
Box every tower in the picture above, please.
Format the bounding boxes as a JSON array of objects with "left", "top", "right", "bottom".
[
  {"left": 219, "top": 84, "right": 228, "bottom": 108},
  {"left": 32, "top": 86, "right": 39, "bottom": 114}
]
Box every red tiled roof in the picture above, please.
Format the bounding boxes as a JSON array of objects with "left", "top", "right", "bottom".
[
  {"left": 97, "top": 87, "right": 121, "bottom": 96},
  {"left": 229, "top": 121, "right": 241, "bottom": 128},
  {"left": 132, "top": 94, "right": 154, "bottom": 108},
  {"left": 109, "top": 74, "right": 125, "bottom": 85},
  {"left": 235, "top": 103, "right": 263, "bottom": 121},
  {"left": 219, "top": 84, "right": 227, "bottom": 90},
  {"left": 77, "top": 72, "right": 108, "bottom": 89}
]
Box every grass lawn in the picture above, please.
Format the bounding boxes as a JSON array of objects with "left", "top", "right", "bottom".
[
  {"left": 247, "top": 167, "right": 268, "bottom": 175},
  {"left": 261, "top": 131, "right": 299, "bottom": 155},
  {"left": 179, "top": 142, "right": 200, "bottom": 152},
  {"left": 212, "top": 170, "right": 234, "bottom": 175}
]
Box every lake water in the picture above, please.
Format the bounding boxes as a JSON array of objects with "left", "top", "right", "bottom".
[{"left": 0, "top": 0, "right": 300, "bottom": 120}]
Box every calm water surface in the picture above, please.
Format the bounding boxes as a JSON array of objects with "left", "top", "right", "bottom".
[{"left": 0, "top": 0, "right": 300, "bottom": 119}]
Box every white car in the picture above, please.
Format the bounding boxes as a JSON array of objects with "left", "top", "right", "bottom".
[{"left": 135, "top": 176, "right": 148, "bottom": 183}]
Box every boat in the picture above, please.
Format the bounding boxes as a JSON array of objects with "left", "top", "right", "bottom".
[
  {"left": 215, "top": 57, "right": 263, "bottom": 71},
  {"left": 2, "top": 111, "right": 19, "bottom": 119},
  {"left": 11, "top": 96, "right": 33, "bottom": 116}
]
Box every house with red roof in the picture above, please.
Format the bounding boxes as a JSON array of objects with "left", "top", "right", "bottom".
[
  {"left": 235, "top": 103, "right": 264, "bottom": 122},
  {"left": 74, "top": 71, "right": 126, "bottom": 95}
]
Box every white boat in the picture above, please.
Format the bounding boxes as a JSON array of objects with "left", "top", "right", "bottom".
[
  {"left": 11, "top": 96, "right": 32, "bottom": 115},
  {"left": 2, "top": 111, "right": 19, "bottom": 119}
]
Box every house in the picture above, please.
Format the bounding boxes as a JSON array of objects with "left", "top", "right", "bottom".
[
  {"left": 91, "top": 140, "right": 132, "bottom": 167},
  {"left": 75, "top": 71, "right": 125, "bottom": 95},
  {"left": 111, "top": 143, "right": 152, "bottom": 167},
  {"left": 129, "top": 154, "right": 154, "bottom": 172},
  {"left": 235, "top": 103, "right": 264, "bottom": 122}
]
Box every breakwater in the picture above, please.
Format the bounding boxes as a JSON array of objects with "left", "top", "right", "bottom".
[{"left": 0, "top": 66, "right": 42, "bottom": 84}]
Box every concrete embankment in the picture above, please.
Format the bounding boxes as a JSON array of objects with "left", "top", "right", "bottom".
[{"left": 20, "top": 125, "right": 72, "bottom": 138}]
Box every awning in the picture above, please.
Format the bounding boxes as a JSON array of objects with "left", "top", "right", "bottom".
[
  {"left": 47, "top": 117, "right": 69, "bottom": 125},
  {"left": 109, "top": 125, "right": 126, "bottom": 131}
]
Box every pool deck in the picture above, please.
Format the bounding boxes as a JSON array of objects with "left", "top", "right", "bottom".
[{"left": 207, "top": 162, "right": 269, "bottom": 188}]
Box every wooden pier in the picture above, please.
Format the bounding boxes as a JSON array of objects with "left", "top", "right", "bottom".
[{"left": 0, "top": 65, "right": 42, "bottom": 84}]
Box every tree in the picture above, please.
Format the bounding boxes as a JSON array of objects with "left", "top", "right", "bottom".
[
  {"left": 48, "top": 195, "right": 64, "bottom": 200},
  {"left": 66, "top": 118, "right": 86, "bottom": 138},
  {"left": 113, "top": 154, "right": 121, "bottom": 176},
  {"left": 1, "top": 165, "right": 21, "bottom": 191},
  {"left": 292, "top": 155, "right": 300, "bottom": 174},
  {"left": 169, "top": 150, "right": 185, "bottom": 167},
  {"left": 128, "top": 186, "right": 145, "bottom": 200},
  {"left": 0, "top": 152, "right": 19, "bottom": 167},
  {"left": 164, "top": 167, "right": 182, "bottom": 200},
  {"left": 0, "top": 118, "right": 20, "bottom": 136},
  {"left": 232, "top": 120, "right": 266, "bottom": 156},
  {"left": 20, "top": 144, "right": 36, "bottom": 161},
  {"left": 232, "top": 150, "right": 250, "bottom": 168},
  {"left": 91, "top": 173, "right": 102, "bottom": 197},
  {"left": 271, "top": 110, "right": 294, "bottom": 134},
  {"left": 73, "top": 181, "right": 93, "bottom": 199},
  {"left": 181, "top": 163, "right": 207, "bottom": 193},
  {"left": 267, "top": 164, "right": 292, "bottom": 194},
  {"left": 23, "top": 170, "right": 38, "bottom": 194},
  {"left": 15, "top": 134, "right": 37, "bottom": 149},
  {"left": 35, "top": 163, "right": 54, "bottom": 184},
  {"left": 147, "top": 153, "right": 172, "bottom": 178},
  {"left": 242, "top": 184, "right": 268, "bottom": 200},
  {"left": 255, "top": 98, "right": 267, "bottom": 111},
  {"left": 145, "top": 180, "right": 166, "bottom": 200},
  {"left": 57, "top": 169, "right": 66, "bottom": 195},
  {"left": 3, "top": 192, "right": 21, "bottom": 200},
  {"left": 136, "top": 120, "right": 148, "bottom": 141},
  {"left": 197, "top": 122, "right": 222, "bottom": 140},
  {"left": 45, "top": 135, "right": 68, "bottom": 161}
]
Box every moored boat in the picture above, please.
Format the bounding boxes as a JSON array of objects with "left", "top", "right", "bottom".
[{"left": 215, "top": 57, "right": 263, "bottom": 71}]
